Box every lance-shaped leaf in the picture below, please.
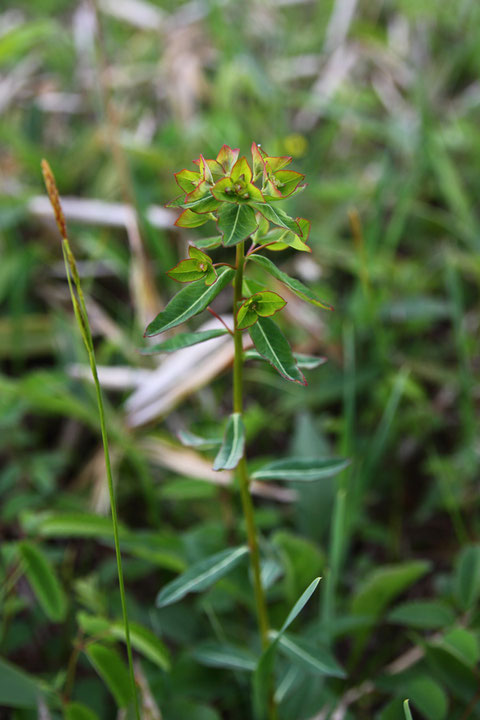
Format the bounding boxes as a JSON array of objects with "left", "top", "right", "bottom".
[
  {"left": 192, "top": 236, "right": 223, "bottom": 250},
  {"left": 110, "top": 621, "right": 170, "bottom": 671},
  {"left": 404, "top": 700, "right": 414, "bottom": 720},
  {"left": 145, "top": 266, "right": 235, "bottom": 336},
  {"left": 248, "top": 253, "right": 333, "bottom": 310},
  {"left": 175, "top": 208, "right": 211, "bottom": 228},
  {"left": 277, "top": 633, "right": 346, "bottom": 678},
  {"left": 156, "top": 545, "right": 249, "bottom": 607},
  {"left": 213, "top": 413, "right": 245, "bottom": 471},
  {"left": 237, "top": 291, "right": 286, "bottom": 330},
  {"left": 253, "top": 212, "right": 270, "bottom": 242},
  {"left": 217, "top": 203, "right": 258, "bottom": 247},
  {"left": 244, "top": 349, "right": 327, "bottom": 369},
  {"left": 140, "top": 329, "right": 229, "bottom": 355},
  {"left": 167, "top": 192, "right": 220, "bottom": 212},
  {"left": 178, "top": 429, "right": 222, "bottom": 449},
  {"left": 85, "top": 644, "right": 131, "bottom": 708},
  {"left": 251, "top": 457, "right": 349, "bottom": 482},
  {"left": 165, "top": 195, "right": 187, "bottom": 209},
  {"left": 19, "top": 541, "right": 66, "bottom": 622},
  {"left": 65, "top": 702, "right": 99, "bottom": 720},
  {"left": 183, "top": 194, "right": 221, "bottom": 213},
  {"left": 260, "top": 217, "right": 311, "bottom": 253},
  {"left": 193, "top": 641, "right": 257, "bottom": 672},
  {"left": 249, "top": 316, "right": 306, "bottom": 385},
  {"left": 78, "top": 613, "right": 170, "bottom": 671},
  {"left": 0, "top": 656, "right": 43, "bottom": 709},
  {"left": 253, "top": 578, "right": 321, "bottom": 718},
  {"left": 252, "top": 202, "right": 301, "bottom": 236},
  {"left": 168, "top": 246, "right": 217, "bottom": 285},
  {"left": 292, "top": 353, "right": 327, "bottom": 369}
]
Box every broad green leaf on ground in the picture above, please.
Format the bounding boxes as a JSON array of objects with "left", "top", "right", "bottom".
[
  {"left": 77, "top": 612, "right": 110, "bottom": 635},
  {"left": 26, "top": 514, "right": 183, "bottom": 571},
  {"left": 110, "top": 621, "right": 170, "bottom": 671},
  {"left": 213, "top": 413, "right": 245, "bottom": 471},
  {"left": 23, "top": 511, "right": 117, "bottom": 539},
  {"left": 192, "top": 642, "right": 257, "bottom": 672},
  {"left": 388, "top": 601, "right": 455, "bottom": 629},
  {"left": 352, "top": 562, "right": 430, "bottom": 620},
  {"left": 351, "top": 561, "right": 430, "bottom": 660},
  {"left": 248, "top": 254, "right": 333, "bottom": 310},
  {"left": 140, "top": 329, "right": 228, "bottom": 354},
  {"left": 217, "top": 203, "right": 258, "bottom": 247},
  {"left": 443, "top": 628, "right": 480, "bottom": 667},
  {"left": 252, "top": 202, "right": 301, "bottom": 235},
  {"left": 178, "top": 429, "right": 222, "bottom": 449},
  {"left": 19, "top": 541, "right": 66, "bottom": 622},
  {"left": 160, "top": 478, "right": 217, "bottom": 501},
  {"left": 251, "top": 458, "right": 349, "bottom": 483},
  {"left": 244, "top": 349, "right": 326, "bottom": 369},
  {"left": 0, "top": 657, "right": 42, "bottom": 709},
  {"left": 404, "top": 675, "right": 448, "bottom": 720},
  {"left": 253, "top": 578, "right": 320, "bottom": 719},
  {"left": 454, "top": 545, "right": 480, "bottom": 610},
  {"left": 85, "top": 644, "right": 131, "bottom": 708},
  {"left": 65, "top": 703, "right": 100, "bottom": 720},
  {"left": 156, "top": 546, "right": 249, "bottom": 607},
  {"left": 277, "top": 633, "right": 346, "bottom": 678},
  {"left": 425, "top": 635, "right": 478, "bottom": 703},
  {"left": 145, "top": 267, "right": 234, "bottom": 336},
  {"left": 272, "top": 531, "right": 324, "bottom": 600},
  {"left": 249, "top": 317, "right": 306, "bottom": 385}
]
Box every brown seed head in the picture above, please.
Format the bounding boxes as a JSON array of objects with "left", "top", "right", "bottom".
[{"left": 41, "top": 159, "right": 67, "bottom": 239}]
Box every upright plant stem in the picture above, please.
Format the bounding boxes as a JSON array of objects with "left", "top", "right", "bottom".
[
  {"left": 233, "top": 244, "right": 277, "bottom": 720},
  {"left": 233, "top": 241, "right": 270, "bottom": 649},
  {"left": 61, "top": 240, "right": 141, "bottom": 720},
  {"left": 89, "top": 342, "right": 141, "bottom": 720}
]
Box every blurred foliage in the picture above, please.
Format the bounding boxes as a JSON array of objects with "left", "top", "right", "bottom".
[{"left": 1, "top": 0, "right": 480, "bottom": 718}]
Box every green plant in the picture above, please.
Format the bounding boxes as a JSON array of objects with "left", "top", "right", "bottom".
[
  {"left": 144, "top": 144, "right": 347, "bottom": 718},
  {"left": 41, "top": 160, "right": 141, "bottom": 720}
]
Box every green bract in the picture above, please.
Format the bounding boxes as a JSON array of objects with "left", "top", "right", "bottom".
[
  {"left": 149, "top": 143, "right": 334, "bottom": 385},
  {"left": 166, "top": 143, "right": 305, "bottom": 248},
  {"left": 237, "top": 291, "right": 286, "bottom": 330}
]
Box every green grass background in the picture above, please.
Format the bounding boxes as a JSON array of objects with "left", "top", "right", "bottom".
[{"left": 1, "top": 1, "right": 480, "bottom": 718}]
